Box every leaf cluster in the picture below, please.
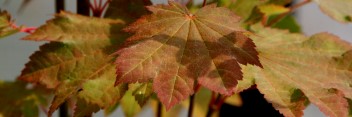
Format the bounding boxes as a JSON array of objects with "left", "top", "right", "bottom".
[{"left": 1, "top": 0, "right": 352, "bottom": 117}]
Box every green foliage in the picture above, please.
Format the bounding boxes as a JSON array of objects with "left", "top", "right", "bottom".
[{"left": 1, "top": 0, "right": 352, "bottom": 117}]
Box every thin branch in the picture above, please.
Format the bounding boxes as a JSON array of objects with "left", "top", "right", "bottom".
[
  {"left": 39, "top": 105, "right": 48, "bottom": 116},
  {"left": 59, "top": 102, "right": 68, "bottom": 117},
  {"left": 77, "top": 0, "right": 90, "bottom": 16},
  {"left": 186, "top": 0, "right": 193, "bottom": 6},
  {"left": 187, "top": 95, "right": 195, "bottom": 117},
  {"left": 94, "top": 0, "right": 98, "bottom": 9},
  {"left": 206, "top": 93, "right": 228, "bottom": 117},
  {"left": 55, "top": 0, "right": 65, "bottom": 13},
  {"left": 157, "top": 101, "right": 162, "bottom": 117},
  {"left": 202, "top": 0, "right": 207, "bottom": 7},
  {"left": 86, "top": 0, "right": 95, "bottom": 11},
  {"left": 206, "top": 92, "right": 217, "bottom": 117},
  {"left": 101, "top": 0, "right": 112, "bottom": 12},
  {"left": 216, "top": 96, "right": 227, "bottom": 109},
  {"left": 98, "top": 0, "right": 103, "bottom": 10},
  {"left": 266, "top": 0, "right": 311, "bottom": 26},
  {"left": 186, "top": 0, "right": 193, "bottom": 8}
]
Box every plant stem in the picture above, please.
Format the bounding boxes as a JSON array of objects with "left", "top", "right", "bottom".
[
  {"left": 266, "top": 0, "right": 311, "bottom": 26},
  {"left": 202, "top": 0, "right": 207, "bottom": 7},
  {"left": 55, "top": 0, "right": 65, "bottom": 13},
  {"left": 187, "top": 94, "right": 195, "bottom": 117},
  {"left": 77, "top": 0, "right": 90, "bottom": 16},
  {"left": 98, "top": 0, "right": 103, "bottom": 10},
  {"left": 206, "top": 93, "right": 216, "bottom": 117},
  {"left": 157, "top": 101, "right": 162, "bottom": 117},
  {"left": 206, "top": 94, "right": 223, "bottom": 117},
  {"left": 59, "top": 102, "right": 68, "bottom": 117}
]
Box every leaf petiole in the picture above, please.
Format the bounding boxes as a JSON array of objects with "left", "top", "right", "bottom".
[{"left": 266, "top": 0, "right": 311, "bottom": 26}]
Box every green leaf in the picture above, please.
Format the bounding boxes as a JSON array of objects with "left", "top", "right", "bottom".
[
  {"left": 239, "top": 25, "right": 352, "bottom": 117},
  {"left": 272, "top": 15, "right": 301, "bottom": 33},
  {"left": 0, "top": 10, "right": 19, "bottom": 39},
  {"left": 18, "top": 12, "right": 127, "bottom": 116},
  {"left": 121, "top": 90, "right": 141, "bottom": 117},
  {"left": 0, "top": 81, "right": 49, "bottom": 117},
  {"left": 258, "top": 4, "right": 289, "bottom": 16},
  {"left": 115, "top": 1, "right": 261, "bottom": 109},
  {"left": 313, "top": 0, "right": 352, "bottom": 23}
]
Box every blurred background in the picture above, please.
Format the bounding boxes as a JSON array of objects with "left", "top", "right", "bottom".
[{"left": 0, "top": 0, "right": 352, "bottom": 117}]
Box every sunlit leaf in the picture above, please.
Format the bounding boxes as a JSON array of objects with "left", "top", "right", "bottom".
[
  {"left": 239, "top": 24, "right": 352, "bottom": 117},
  {"left": 258, "top": 4, "right": 289, "bottom": 16},
  {"left": 115, "top": 1, "right": 261, "bottom": 109},
  {"left": 314, "top": 0, "right": 352, "bottom": 23}
]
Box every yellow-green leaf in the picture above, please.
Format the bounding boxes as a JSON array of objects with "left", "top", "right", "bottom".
[{"left": 258, "top": 4, "right": 289, "bottom": 16}]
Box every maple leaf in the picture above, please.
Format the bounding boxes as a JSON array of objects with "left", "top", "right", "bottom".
[
  {"left": 0, "top": 81, "right": 49, "bottom": 117},
  {"left": 0, "top": 10, "right": 19, "bottom": 39},
  {"left": 313, "top": 0, "right": 352, "bottom": 23},
  {"left": 18, "top": 12, "right": 127, "bottom": 116},
  {"left": 238, "top": 25, "right": 352, "bottom": 117},
  {"left": 115, "top": 1, "right": 261, "bottom": 109}
]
